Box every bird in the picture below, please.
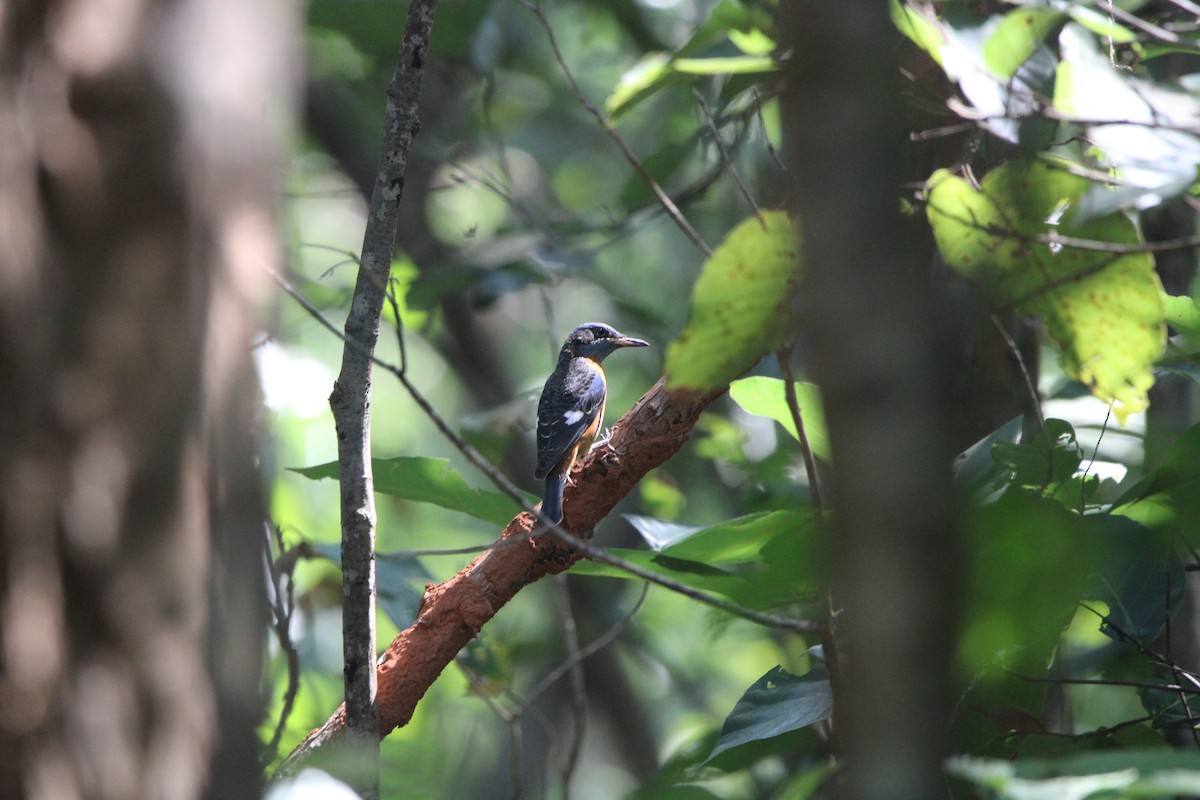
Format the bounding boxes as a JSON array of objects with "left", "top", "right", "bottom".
[{"left": 535, "top": 322, "right": 649, "bottom": 524}]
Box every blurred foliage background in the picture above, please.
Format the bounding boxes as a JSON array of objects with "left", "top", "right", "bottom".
[{"left": 260, "top": 0, "right": 1200, "bottom": 798}]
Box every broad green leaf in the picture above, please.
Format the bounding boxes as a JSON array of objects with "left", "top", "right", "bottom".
[
  {"left": 707, "top": 664, "right": 833, "bottom": 762},
  {"left": 291, "top": 457, "right": 531, "bottom": 526},
  {"left": 990, "top": 418, "right": 1081, "bottom": 488},
  {"left": 570, "top": 548, "right": 750, "bottom": 597},
  {"left": 952, "top": 416, "right": 1023, "bottom": 499},
  {"left": 982, "top": 9, "right": 1062, "bottom": 80},
  {"left": 624, "top": 515, "right": 703, "bottom": 552},
  {"left": 661, "top": 510, "right": 810, "bottom": 565},
  {"left": 1066, "top": 6, "right": 1137, "bottom": 44},
  {"left": 1081, "top": 515, "right": 1182, "bottom": 645},
  {"left": 729, "top": 376, "right": 828, "bottom": 461},
  {"left": 665, "top": 212, "right": 802, "bottom": 392},
  {"left": 947, "top": 748, "right": 1200, "bottom": 800},
  {"left": 1114, "top": 420, "right": 1200, "bottom": 547},
  {"left": 569, "top": 545, "right": 812, "bottom": 610},
  {"left": 926, "top": 161, "right": 1164, "bottom": 422},
  {"left": 960, "top": 490, "right": 1092, "bottom": 674}
]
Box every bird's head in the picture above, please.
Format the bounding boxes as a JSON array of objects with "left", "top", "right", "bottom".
[{"left": 562, "top": 322, "right": 649, "bottom": 362}]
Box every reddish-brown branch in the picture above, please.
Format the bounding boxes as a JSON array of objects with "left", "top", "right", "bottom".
[{"left": 277, "top": 380, "right": 719, "bottom": 773}]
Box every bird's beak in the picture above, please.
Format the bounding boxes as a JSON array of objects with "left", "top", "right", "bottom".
[{"left": 615, "top": 336, "right": 649, "bottom": 348}]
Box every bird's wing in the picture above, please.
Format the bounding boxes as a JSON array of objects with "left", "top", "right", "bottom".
[{"left": 535, "top": 367, "right": 606, "bottom": 479}]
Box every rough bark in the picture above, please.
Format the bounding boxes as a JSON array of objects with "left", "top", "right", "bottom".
[
  {"left": 327, "top": 2, "right": 439, "bottom": 792},
  {"left": 278, "top": 380, "right": 720, "bottom": 772},
  {"left": 782, "top": 3, "right": 961, "bottom": 799},
  {"left": 0, "top": 1, "right": 292, "bottom": 799}
]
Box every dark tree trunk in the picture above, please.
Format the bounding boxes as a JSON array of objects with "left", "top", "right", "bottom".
[
  {"left": 0, "top": 2, "right": 295, "bottom": 797},
  {"left": 781, "top": 4, "right": 962, "bottom": 798}
]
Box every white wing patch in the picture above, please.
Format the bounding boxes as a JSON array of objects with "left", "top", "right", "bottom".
[{"left": 563, "top": 409, "right": 585, "bottom": 425}]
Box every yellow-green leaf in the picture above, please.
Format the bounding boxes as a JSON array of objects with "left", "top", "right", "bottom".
[
  {"left": 926, "top": 161, "right": 1164, "bottom": 423},
  {"left": 729, "top": 376, "right": 829, "bottom": 461},
  {"left": 665, "top": 212, "right": 802, "bottom": 392},
  {"left": 672, "top": 55, "right": 776, "bottom": 75}
]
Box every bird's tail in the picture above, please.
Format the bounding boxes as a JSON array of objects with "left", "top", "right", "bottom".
[{"left": 541, "top": 471, "right": 565, "bottom": 524}]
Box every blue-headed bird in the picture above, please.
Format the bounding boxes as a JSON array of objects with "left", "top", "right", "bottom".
[{"left": 535, "top": 323, "right": 649, "bottom": 524}]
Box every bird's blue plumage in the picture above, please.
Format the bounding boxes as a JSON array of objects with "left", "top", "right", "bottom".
[{"left": 535, "top": 323, "right": 648, "bottom": 523}]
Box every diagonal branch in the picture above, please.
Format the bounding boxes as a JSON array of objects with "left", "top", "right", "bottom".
[{"left": 277, "top": 379, "right": 724, "bottom": 771}]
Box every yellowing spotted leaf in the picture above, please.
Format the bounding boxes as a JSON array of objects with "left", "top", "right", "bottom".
[
  {"left": 926, "top": 161, "right": 1164, "bottom": 422},
  {"left": 665, "top": 212, "right": 801, "bottom": 392}
]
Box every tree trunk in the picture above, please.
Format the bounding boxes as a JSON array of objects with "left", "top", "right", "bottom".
[
  {"left": 0, "top": 2, "right": 295, "bottom": 798},
  {"left": 782, "top": 3, "right": 962, "bottom": 798}
]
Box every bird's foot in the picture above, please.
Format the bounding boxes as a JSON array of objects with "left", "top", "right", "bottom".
[{"left": 593, "top": 426, "right": 620, "bottom": 452}]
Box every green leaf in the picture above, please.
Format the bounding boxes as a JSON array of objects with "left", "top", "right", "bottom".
[
  {"left": 624, "top": 515, "right": 703, "bottom": 552},
  {"left": 661, "top": 510, "right": 810, "bottom": 565},
  {"left": 570, "top": 548, "right": 749, "bottom": 595},
  {"left": 982, "top": 9, "right": 1062, "bottom": 80},
  {"left": 569, "top": 544, "right": 813, "bottom": 610},
  {"left": 665, "top": 212, "right": 802, "bottom": 392},
  {"left": 707, "top": 664, "right": 833, "bottom": 762},
  {"left": 890, "top": 0, "right": 945, "bottom": 66},
  {"left": 729, "top": 376, "right": 829, "bottom": 461},
  {"left": 606, "top": 52, "right": 677, "bottom": 118},
  {"left": 1081, "top": 515, "right": 1182, "bottom": 645},
  {"left": 1066, "top": 6, "right": 1137, "bottom": 44},
  {"left": 1163, "top": 293, "right": 1200, "bottom": 343},
  {"left": 925, "top": 161, "right": 1164, "bottom": 422},
  {"left": 953, "top": 416, "right": 1023, "bottom": 499},
  {"left": 947, "top": 748, "right": 1200, "bottom": 800},
  {"left": 291, "top": 457, "right": 531, "bottom": 526},
  {"left": 990, "top": 418, "right": 1081, "bottom": 488},
  {"left": 672, "top": 55, "right": 776, "bottom": 75},
  {"left": 960, "top": 490, "right": 1092, "bottom": 674}
]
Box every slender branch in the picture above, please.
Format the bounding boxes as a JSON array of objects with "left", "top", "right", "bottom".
[
  {"left": 553, "top": 576, "right": 587, "bottom": 799},
  {"left": 262, "top": 523, "right": 302, "bottom": 767},
  {"left": 523, "top": 0, "right": 712, "bottom": 258},
  {"left": 1039, "top": 230, "right": 1200, "bottom": 255},
  {"left": 694, "top": 89, "right": 760, "bottom": 216},
  {"left": 989, "top": 315, "right": 1046, "bottom": 439},
  {"left": 459, "top": 664, "right": 523, "bottom": 800},
  {"left": 519, "top": 585, "right": 648, "bottom": 707},
  {"left": 327, "top": 2, "right": 438, "bottom": 794},
  {"left": 777, "top": 348, "right": 823, "bottom": 519}
]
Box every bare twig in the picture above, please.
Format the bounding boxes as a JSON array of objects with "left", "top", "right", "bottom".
[
  {"left": 777, "top": 348, "right": 823, "bottom": 519},
  {"left": 520, "top": 585, "right": 648, "bottom": 707},
  {"left": 989, "top": 315, "right": 1046, "bottom": 436},
  {"left": 262, "top": 523, "right": 302, "bottom": 767},
  {"left": 777, "top": 346, "right": 839, "bottom": 700},
  {"left": 460, "top": 664, "right": 524, "bottom": 800},
  {"left": 694, "top": 89, "right": 760, "bottom": 216},
  {"left": 553, "top": 576, "right": 587, "bottom": 799},
  {"left": 1078, "top": 406, "right": 1112, "bottom": 514},
  {"left": 1038, "top": 230, "right": 1200, "bottom": 255},
  {"left": 522, "top": 0, "right": 712, "bottom": 258}
]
